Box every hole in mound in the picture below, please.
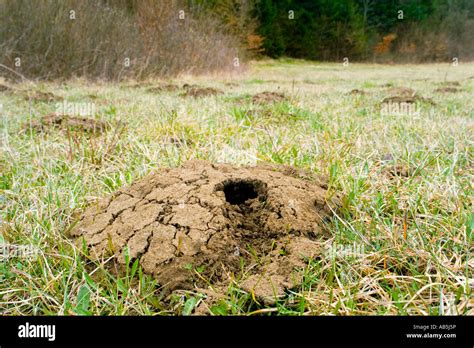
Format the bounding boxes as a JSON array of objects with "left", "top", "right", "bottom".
[
  {"left": 224, "top": 180, "right": 258, "bottom": 204},
  {"left": 218, "top": 179, "right": 267, "bottom": 205}
]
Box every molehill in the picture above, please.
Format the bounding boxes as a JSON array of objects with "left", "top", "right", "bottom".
[{"left": 70, "top": 160, "right": 339, "bottom": 303}]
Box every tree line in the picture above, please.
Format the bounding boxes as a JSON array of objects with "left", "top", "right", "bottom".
[
  {"left": 255, "top": 0, "right": 474, "bottom": 61},
  {"left": 204, "top": 0, "right": 474, "bottom": 62}
]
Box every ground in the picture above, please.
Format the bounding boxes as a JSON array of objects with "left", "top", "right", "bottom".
[{"left": 0, "top": 59, "right": 472, "bottom": 315}]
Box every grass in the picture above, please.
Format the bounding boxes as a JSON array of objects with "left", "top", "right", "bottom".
[{"left": 0, "top": 60, "right": 473, "bottom": 315}]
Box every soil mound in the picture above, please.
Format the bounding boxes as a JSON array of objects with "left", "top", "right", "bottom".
[
  {"left": 224, "top": 82, "right": 239, "bottom": 87},
  {"left": 24, "top": 114, "right": 108, "bottom": 133},
  {"left": 381, "top": 87, "right": 434, "bottom": 105},
  {"left": 348, "top": 89, "right": 368, "bottom": 96},
  {"left": 438, "top": 81, "right": 460, "bottom": 87},
  {"left": 121, "top": 83, "right": 153, "bottom": 89},
  {"left": 180, "top": 87, "right": 222, "bottom": 98},
  {"left": 70, "top": 160, "right": 339, "bottom": 303},
  {"left": 24, "top": 91, "right": 63, "bottom": 103},
  {"left": 385, "top": 87, "right": 416, "bottom": 97},
  {"left": 251, "top": 91, "right": 286, "bottom": 104},
  {"left": 146, "top": 84, "right": 180, "bottom": 93},
  {"left": 434, "top": 87, "right": 461, "bottom": 93}
]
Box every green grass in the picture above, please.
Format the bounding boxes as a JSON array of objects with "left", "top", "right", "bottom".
[{"left": 0, "top": 61, "right": 473, "bottom": 315}]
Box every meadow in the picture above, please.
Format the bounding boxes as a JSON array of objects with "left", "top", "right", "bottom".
[{"left": 0, "top": 59, "right": 472, "bottom": 315}]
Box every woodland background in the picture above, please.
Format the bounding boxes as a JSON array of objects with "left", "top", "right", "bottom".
[{"left": 1, "top": 0, "right": 473, "bottom": 79}]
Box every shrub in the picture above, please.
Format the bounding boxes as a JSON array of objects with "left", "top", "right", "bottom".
[{"left": 0, "top": 0, "right": 241, "bottom": 80}]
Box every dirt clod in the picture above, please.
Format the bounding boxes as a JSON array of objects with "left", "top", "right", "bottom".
[
  {"left": 24, "top": 114, "right": 108, "bottom": 133},
  {"left": 70, "top": 160, "right": 339, "bottom": 303},
  {"left": 251, "top": 91, "right": 286, "bottom": 104}
]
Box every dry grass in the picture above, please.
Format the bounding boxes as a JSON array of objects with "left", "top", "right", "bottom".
[
  {"left": 0, "top": 0, "right": 240, "bottom": 80},
  {"left": 0, "top": 59, "right": 472, "bottom": 315}
]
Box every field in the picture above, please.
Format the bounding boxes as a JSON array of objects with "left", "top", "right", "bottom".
[{"left": 0, "top": 60, "right": 473, "bottom": 315}]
